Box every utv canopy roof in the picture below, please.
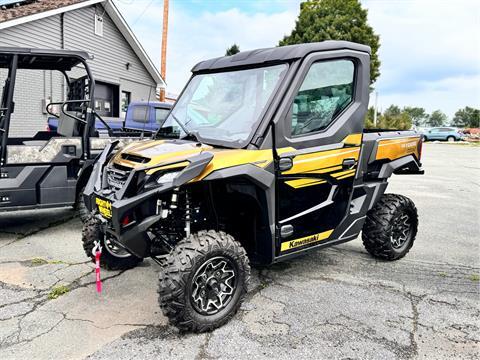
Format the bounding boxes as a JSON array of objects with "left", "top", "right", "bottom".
[
  {"left": 192, "top": 41, "right": 371, "bottom": 73},
  {"left": 0, "top": 47, "right": 92, "bottom": 71}
]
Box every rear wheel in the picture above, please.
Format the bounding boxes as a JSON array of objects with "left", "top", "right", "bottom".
[
  {"left": 362, "top": 194, "right": 418, "bottom": 261},
  {"left": 447, "top": 136, "right": 455, "bottom": 142},
  {"left": 422, "top": 135, "right": 428, "bottom": 142},
  {"left": 82, "top": 217, "right": 142, "bottom": 270},
  {"left": 158, "top": 230, "right": 250, "bottom": 332}
]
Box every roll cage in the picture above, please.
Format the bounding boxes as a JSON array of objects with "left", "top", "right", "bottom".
[{"left": 0, "top": 47, "right": 114, "bottom": 165}]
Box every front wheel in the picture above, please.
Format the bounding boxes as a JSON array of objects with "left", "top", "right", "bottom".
[
  {"left": 82, "top": 217, "right": 142, "bottom": 270},
  {"left": 158, "top": 230, "right": 250, "bottom": 332},
  {"left": 447, "top": 136, "right": 455, "bottom": 142},
  {"left": 362, "top": 194, "right": 418, "bottom": 261},
  {"left": 75, "top": 187, "right": 89, "bottom": 223}
]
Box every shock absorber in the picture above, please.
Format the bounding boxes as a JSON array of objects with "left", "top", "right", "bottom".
[
  {"left": 170, "top": 187, "right": 179, "bottom": 210},
  {"left": 184, "top": 189, "right": 191, "bottom": 237}
]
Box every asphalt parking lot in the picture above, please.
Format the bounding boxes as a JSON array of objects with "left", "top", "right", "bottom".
[{"left": 0, "top": 143, "right": 479, "bottom": 360}]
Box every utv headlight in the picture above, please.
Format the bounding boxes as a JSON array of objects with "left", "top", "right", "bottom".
[
  {"left": 143, "top": 170, "right": 182, "bottom": 189},
  {"left": 156, "top": 170, "right": 181, "bottom": 184}
]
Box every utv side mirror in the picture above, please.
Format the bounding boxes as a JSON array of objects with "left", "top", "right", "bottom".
[{"left": 278, "top": 157, "right": 293, "bottom": 171}]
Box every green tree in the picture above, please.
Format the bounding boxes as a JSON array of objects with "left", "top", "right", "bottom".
[
  {"left": 452, "top": 106, "right": 480, "bottom": 128},
  {"left": 384, "top": 105, "right": 401, "bottom": 117},
  {"left": 403, "top": 106, "right": 427, "bottom": 127},
  {"left": 377, "top": 105, "right": 412, "bottom": 130},
  {"left": 279, "top": 0, "right": 381, "bottom": 84},
  {"left": 427, "top": 110, "right": 447, "bottom": 127},
  {"left": 225, "top": 44, "right": 240, "bottom": 56}
]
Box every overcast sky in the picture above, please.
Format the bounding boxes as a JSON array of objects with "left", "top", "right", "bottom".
[{"left": 113, "top": 0, "right": 480, "bottom": 118}]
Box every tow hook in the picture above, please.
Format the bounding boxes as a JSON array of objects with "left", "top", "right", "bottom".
[{"left": 92, "top": 241, "right": 102, "bottom": 293}]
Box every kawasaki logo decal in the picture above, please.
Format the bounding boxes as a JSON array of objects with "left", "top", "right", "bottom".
[{"left": 281, "top": 229, "right": 333, "bottom": 252}]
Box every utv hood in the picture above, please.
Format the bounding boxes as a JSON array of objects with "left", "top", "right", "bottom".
[
  {"left": 111, "top": 140, "right": 214, "bottom": 172},
  {"left": 110, "top": 139, "right": 275, "bottom": 182}
]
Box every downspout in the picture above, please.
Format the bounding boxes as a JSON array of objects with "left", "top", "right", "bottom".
[{"left": 60, "top": 12, "right": 65, "bottom": 100}]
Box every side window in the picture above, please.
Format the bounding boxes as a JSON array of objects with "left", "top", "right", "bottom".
[
  {"left": 291, "top": 59, "right": 355, "bottom": 136},
  {"left": 155, "top": 108, "right": 170, "bottom": 124},
  {"left": 131, "top": 105, "right": 149, "bottom": 123}
]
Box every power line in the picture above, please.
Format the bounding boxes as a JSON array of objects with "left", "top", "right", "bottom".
[{"left": 132, "top": 0, "right": 156, "bottom": 25}]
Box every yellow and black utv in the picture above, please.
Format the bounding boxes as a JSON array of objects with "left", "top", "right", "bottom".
[{"left": 82, "top": 41, "right": 424, "bottom": 332}]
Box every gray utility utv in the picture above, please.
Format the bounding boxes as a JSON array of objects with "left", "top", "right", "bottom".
[
  {"left": 0, "top": 48, "right": 142, "bottom": 219},
  {"left": 82, "top": 41, "right": 424, "bottom": 332}
]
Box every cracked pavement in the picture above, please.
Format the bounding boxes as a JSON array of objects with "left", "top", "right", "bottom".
[{"left": 0, "top": 143, "right": 479, "bottom": 359}]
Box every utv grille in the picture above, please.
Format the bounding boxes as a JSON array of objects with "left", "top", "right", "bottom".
[
  {"left": 106, "top": 165, "right": 129, "bottom": 191},
  {"left": 121, "top": 153, "right": 151, "bottom": 163}
]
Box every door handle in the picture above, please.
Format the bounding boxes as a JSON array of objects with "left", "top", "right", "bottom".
[{"left": 342, "top": 158, "right": 356, "bottom": 170}]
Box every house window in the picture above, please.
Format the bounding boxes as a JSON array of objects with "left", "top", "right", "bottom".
[{"left": 94, "top": 14, "right": 104, "bottom": 36}]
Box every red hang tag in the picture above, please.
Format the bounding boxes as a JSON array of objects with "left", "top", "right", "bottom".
[{"left": 95, "top": 250, "right": 102, "bottom": 293}]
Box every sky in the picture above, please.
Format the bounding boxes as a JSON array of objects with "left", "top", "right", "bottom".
[{"left": 113, "top": 0, "right": 480, "bottom": 119}]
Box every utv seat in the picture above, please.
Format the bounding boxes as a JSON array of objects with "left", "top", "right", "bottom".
[{"left": 57, "top": 111, "right": 80, "bottom": 137}]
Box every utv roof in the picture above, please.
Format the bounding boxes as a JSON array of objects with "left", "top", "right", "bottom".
[
  {"left": 0, "top": 47, "right": 92, "bottom": 71},
  {"left": 192, "top": 41, "right": 371, "bottom": 73}
]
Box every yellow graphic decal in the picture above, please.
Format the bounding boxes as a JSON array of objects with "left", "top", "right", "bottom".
[
  {"left": 342, "top": 133, "right": 363, "bottom": 146},
  {"left": 375, "top": 136, "right": 420, "bottom": 161},
  {"left": 285, "top": 178, "right": 327, "bottom": 189},
  {"left": 281, "top": 229, "right": 334, "bottom": 251},
  {"left": 96, "top": 197, "right": 112, "bottom": 219},
  {"left": 283, "top": 147, "right": 360, "bottom": 175},
  {"left": 331, "top": 169, "right": 356, "bottom": 179}
]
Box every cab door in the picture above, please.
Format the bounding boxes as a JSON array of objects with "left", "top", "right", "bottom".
[{"left": 273, "top": 51, "right": 370, "bottom": 257}]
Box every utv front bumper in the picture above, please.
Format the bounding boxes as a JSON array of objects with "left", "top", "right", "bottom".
[{"left": 83, "top": 143, "right": 213, "bottom": 258}]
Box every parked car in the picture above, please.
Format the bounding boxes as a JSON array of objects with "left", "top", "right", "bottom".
[
  {"left": 47, "top": 101, "right": 172, "bottom": 135},
  {"left": 124, "top": 101, "right": 172, "bottom": 133},
  {"left": 422, "top": 127, "right": 464, "bottom": 142}
]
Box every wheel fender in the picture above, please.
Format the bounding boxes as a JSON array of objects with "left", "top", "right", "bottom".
[
  {"left": 77, "top": 163, "right": 94, "bottom": 192},
  {"left": 378, "top": 155, "right": 422, "bottom": 178}
]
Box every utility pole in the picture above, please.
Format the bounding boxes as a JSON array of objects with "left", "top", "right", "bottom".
[
  {"left": 160, "top": 0, "right": 169, "bottom": 102},
  {"left": 373, "top": 91, "right": 378, "bottom": 127}
]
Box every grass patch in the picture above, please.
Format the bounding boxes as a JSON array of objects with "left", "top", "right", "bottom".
[
  {"left": 30, "top": 257, "right": 48, "bottom": 266},
  {"left": 48, "top": 285, "right": 70, "bottom": 300},
  {"left": 48, "top": 260, "right": 65, "bottom": 265},
  {"left": 470, "top": 274, "right": 480, "bottom": 282},
  {"left": 29, "top": 258, "right": 66, "bottom": 266},
  {"left": 438, "top": 272, "right": 448, "bottom": 277}
]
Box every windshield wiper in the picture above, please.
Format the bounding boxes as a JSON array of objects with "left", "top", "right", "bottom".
[{"left": 168, "top": 113, "right": 200, "bottom": 142}]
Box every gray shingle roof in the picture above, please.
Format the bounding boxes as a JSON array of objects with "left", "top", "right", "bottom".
[{"left": 0, "top": 0, "right": 88, "bottom": 23}]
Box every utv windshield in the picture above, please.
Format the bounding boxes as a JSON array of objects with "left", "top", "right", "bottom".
[{"left": 157, "top": 64, "right": 288, "bottom": 147}]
